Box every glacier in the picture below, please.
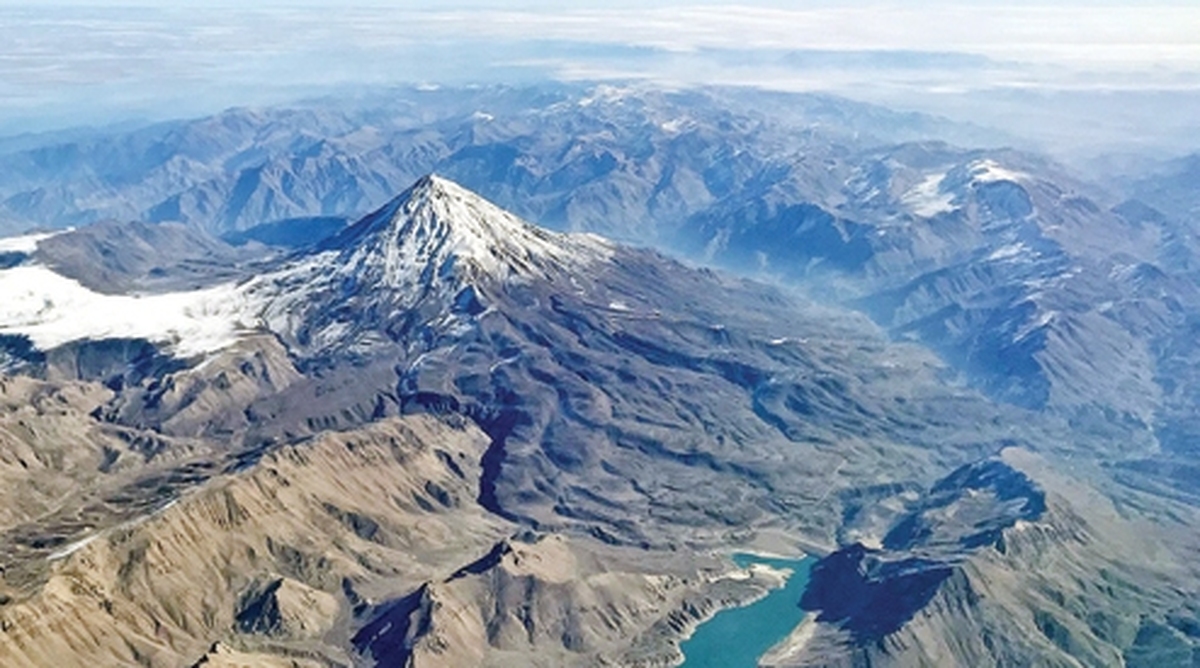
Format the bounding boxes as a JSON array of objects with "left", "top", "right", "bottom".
[{"left": 0, "top": 264, "right": 257, "bottom": 358}]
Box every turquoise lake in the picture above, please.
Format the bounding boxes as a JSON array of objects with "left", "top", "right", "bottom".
[{"left": 680, "top": 553, "right": 815, "bottom": 668}]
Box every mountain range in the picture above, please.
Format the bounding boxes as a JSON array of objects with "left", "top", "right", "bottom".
[
  {"left": 1, "top": 85, "right": 1193, "bottom": 428},
  {"left": 0, "top": 84, "right": 1198, "bottom": 666}
]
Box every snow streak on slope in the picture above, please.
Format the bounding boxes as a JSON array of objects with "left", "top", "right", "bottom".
[
  {"left": 0, "top": 266, "right": 257, "bottom": 357},
  {"left": 902, "top": 173, "right": 956, "bottom": 218}
]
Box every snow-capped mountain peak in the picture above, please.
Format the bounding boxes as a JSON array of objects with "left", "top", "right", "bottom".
[
  {"left": 243, "top": 175, "right": 617, "bottom": 356},
  {"left": 0, "top": 176, "right": 619, "bottom": 363},
  {"left": 325, "top": 174, "right": 612, "bottom": 286}
]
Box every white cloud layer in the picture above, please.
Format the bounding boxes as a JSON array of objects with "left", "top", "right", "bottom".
[
  {"left": 0, "top": 2, "right": 1197, "bottom": 145},
  {"left": 420, "top": 5, "right": 1200, "bottom": 68}
]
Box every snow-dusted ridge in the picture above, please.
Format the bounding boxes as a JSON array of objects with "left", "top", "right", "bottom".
[
  {"left": 901, "top": 159, "right": 1031, "bottom": 219},
  {"left": 968, "top": 159, "right": 1027, "bottom": 184}
]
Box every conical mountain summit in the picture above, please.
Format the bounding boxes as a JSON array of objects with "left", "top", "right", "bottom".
[{"left": 320, "top": 174, "right": 612, "bottom": 285}]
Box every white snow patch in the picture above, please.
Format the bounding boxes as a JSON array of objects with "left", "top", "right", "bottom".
[
  {"left": 153, "top": 499, "right": 179, "bottom": 515},
  {"left": 1010, "top": 519, "right": 1043, "bottom": 533},
  {"left": 1015, "top": 309, "right": 1057, "bottom": 341},
  {"left": 1032, "top": 310, "right": 1057, "bottom": 329},
  {"left": 47, "top": 498, "right": 182, "bottom": 562},
  {"left": 987, "top": 242, "right": 1029, "bottom": 262},
  {"left": 660, "top": 117, "right": 691, "bottom": 133},
  {"left": 1109, "top": 263, "right": 1139, "bottom": 282},
  {"left": 901, "top": 173, "right": 956, "bottom": 217},
  {"left": 489, "top": 356, "right": 519, "bottom": 374},
  {"left": 0, "top": 230, "right": 66, "bottom": 254},
  {"left": 0, "top": 266, "right": 260, "bottom": 357},
  {"left": 969, "top": 159, "right": 1028, "bottom": 184}
]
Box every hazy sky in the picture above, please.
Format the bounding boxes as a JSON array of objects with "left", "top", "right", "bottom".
[{"left": 1, "top": 1, "right": 1197, "bottom": 154}]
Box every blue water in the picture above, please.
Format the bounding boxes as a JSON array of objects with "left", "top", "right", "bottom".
[{"left": 680, "top": 553, "right": 815, "bottom": 668}]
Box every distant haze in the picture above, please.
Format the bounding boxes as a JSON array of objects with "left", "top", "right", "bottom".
[{"left": 1, "top": 1, "right": 1198, "bottom": 162}]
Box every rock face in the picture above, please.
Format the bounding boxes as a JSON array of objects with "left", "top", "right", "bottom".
[
  {"left": 31, "top": 220, "right": 274, "bottom": 295},
  {"left": 104, "top": 335, "right": 305, "bottom": 439},
  {"left": 191, "top": 642, "right": 326, "bottom": 668},
  {"left": 0, "top": 374, "right": 208, "bottom": 586},
  {"left": 797, "top": 458, "right": 1047, "bottom": 654},
  {"left": 1127, "top": 152, "right": 1200, "bottom": 230},
  {"left": 234, "top": 577, "right": 339, "bottom": 639}
]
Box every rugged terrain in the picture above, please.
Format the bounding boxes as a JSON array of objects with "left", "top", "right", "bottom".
[
  {"left": 0, "top": 84, "right": 1000, "bottom": 242},
  {"left": 3, "top": 85, "right": 1194, "bottom": 433},
  {"left": 0, "top": 100, "right": 1198, "bottom": 667},
  {"left": 1, "top": 176, "right": 1003, "bottom": 666},
  {"left": 0, "top": 408, "right": 772, "bottom": 667}
]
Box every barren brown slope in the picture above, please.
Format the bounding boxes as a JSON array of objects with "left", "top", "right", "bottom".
[
  {"left": 0, "top": 414, "right": 508, "bottom": 667},
  {"left": 0, "top": 411, "right": 770, "bottom": 668},
  {"left": 353, "top": 530, "right": 796, "bottom": 668}
]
